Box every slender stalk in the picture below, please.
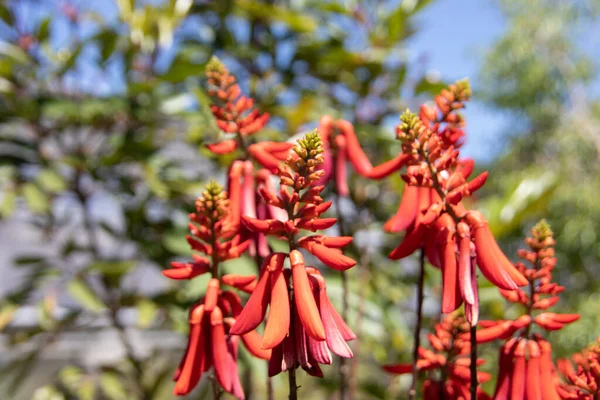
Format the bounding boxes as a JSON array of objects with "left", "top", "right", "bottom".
[
  {"left": 288, "top": 368, "right": 298, "bottom": 400},
  {"left": 349, "top": 250, "right": 370, "bottom": 399},
  {"left": 212, "top": 377, "right": 222, "bottom": 399},
  {"left": 333, "top": 192, "right": 351, "bottom": 400},
  {"left": 409, "top": 248, "right": 426, "bottom": 400},
  {"left": 469, "top": 325, "right": 477, "bottom": 399}
]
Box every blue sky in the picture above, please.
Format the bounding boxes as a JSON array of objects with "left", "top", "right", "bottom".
[{"left": 407, "top": 0, "right": 510, "bottom": 161}]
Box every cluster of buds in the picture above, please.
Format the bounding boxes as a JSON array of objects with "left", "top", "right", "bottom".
[
  {"left": 385, "top": 79, "right": 527, "bottom": 324},
  {"left": 315, "top": 116, "right": 410, "bottom": 195},
  {"left": 475, "top": 221, "right": 579, "bottom": 343},
  {"left": 204, "top": 56, "right": 292, "bottom": 173},
  {"left": 205, "top": 56, "right": 269, "bottom": 152},
  {"left": 556, "top": 339, "right": 600, "bottom": 399},
  {"left": 230, "top": 131, "right": 357, "bottom": 376},
  {"left": 163, "top": 183, "right": 271, "bottom": 398},
  {"left": 162, "top": 182, "right": 250, "bottom": 280},
  {"left": 384, "top": 313, "right": 491, "bottom": 399},
  {"left": 473, "top": 221, "right": 579, "bottom": 400}
]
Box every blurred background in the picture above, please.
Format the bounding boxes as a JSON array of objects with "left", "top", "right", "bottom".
[{"left": 0, "top": 0, "right": 599, "bottom": 399}]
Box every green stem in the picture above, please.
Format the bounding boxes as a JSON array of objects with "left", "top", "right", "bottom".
[{"left": 409, "top": 248, "right": 426, "bottom": 400}]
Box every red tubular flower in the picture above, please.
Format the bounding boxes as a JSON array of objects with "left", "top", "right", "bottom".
[
  {"left": 383, "top": 314, "right": 491, "bottom": 399},
  {"left": 204, "top": 57, "right": 269, "bottom": 156},
  {"left": 473, "top": 221, "right": 579, "bottom": 400},
  {"left": 382, "top": 81, "right": 528, "bottom": 325},
  {"left": 490, "top": 336, "right": 562, "bottom": 400},
  {"left": 556, "top": 338, "right": 600, "bottom": 399},
  {"left": 267, "top": 265, "right": 356, "bottom": 377},
  {"left": 165, "top": 183, "right": 271, "bottom": 399},
  {"left": 314, "top": 115, "right": 410, "bottom": 196},
  {"left": 231, "top": 131, "right": 357, "bottom": 380},
  {"left": 173, "top": 280, "right": 271, "bottom": 398}
]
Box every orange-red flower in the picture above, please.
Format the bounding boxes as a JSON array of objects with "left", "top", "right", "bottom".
[
  {"left": 173, "top": 279, "right": 271, "bottom": 398},
  {"left": 383, "top": 314, "right": 491, "bottom": 399},
  {"left": 315, "top": 115, "right": 410, "bottom": 195},
  {"left": 205, "top": 57, "right": 269, "bottom": 153},
  {"left": 384, "top": 81, "right": 527, "bottom": 324},
  {"left": 555, "top": 338, "right": 600, "bottom": 399},
  {"left": 230, "top": 131, "right": 356, "bottom": 378},
  {"left": 163, "top": 183, "right": 270, "bottom": 398},
  {"left": 493, "top": 336, "right": 561, "bottom": 400},
  {"left": 473, "top": 221, "right": 579, "bottom": 400},
  {"left": 267, "top": 260, "right": 356, "bottom": 377}
]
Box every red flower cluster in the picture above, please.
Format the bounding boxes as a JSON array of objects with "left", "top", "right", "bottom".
[
  {"left": 230, "top": 131, "right": 357, "bottom": 376},
  {"left": 385, "top": 80, "right": 527, "bottom": 324},
  {"left": 162, "top": 183, "right": 271, "bottom": 398},
  {"left": 316, "top": 115, "right": 409, "bottom": 195},
  {"left": 473, "top": 220, "right": 579, "bottom": 399},
  {"left": 557, "top": 339, "right": 600, "bottom": 399},
  {"left": 384, "top": 313, "right": 491, "bottom": 399},
  {"left": 204, "top": 57, "right": 293, "bottom": 257},
  {"left": 205, "top": 56, "right": 270, "bottom": 155}
]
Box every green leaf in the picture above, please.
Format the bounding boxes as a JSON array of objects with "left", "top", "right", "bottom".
[
  {"left": 87, "top": 260, "right": 136, "bottom": 277},
  {"left": 38, "top": 169, "right": 67, "bottom": 193},
  {"left": 0, "top": 303, "right": 17, "bottom": 331},
  {"left": 15, "top": 256, "right": 45, "bottom": 265},
  {"left": 95, "top": 29, "right": 118, "bottom": 63},
  {"left": 32, "top": 385, "right": 65, "bottom": 400},
  {"left": 235, "top": 0, "right": 317, "bottom": 33},
  {"left": 136, "top": 299, "right": 157, "bottom": 328},
  {"left": 22, "top": 182, "right": 49, "bottom": 213},
  {"left": 0, "top": 40, "right": 30, "bottom": 64},
  {"left": 37, "top": 18, "right": 51, "bottom": 42},
  {"left": 0, "top": 188, "right": 16, "bottom": 217},
  {"left": 414, "top": 76, "right": 447, "bottom": 96},
  {"left": 100, "top": 372, "right": 128, "bottom": 400},
  {"left": 57, "top": 43, "right": 83, "bottom": 76},
  {"left": 67, "top": 278, "right": 105, "bottom": 312},
  {"left": 116, "top": 0, "right": 135, "bottom": 22},
  {"left": 0, "top": 4, "right": 13, "bottom": 26}
]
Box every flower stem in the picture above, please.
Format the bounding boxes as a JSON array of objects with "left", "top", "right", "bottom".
[
  {"left": 409, "top": 248, "right": 426, "bottom": 400},
  {"left": 288, "top": 368, "right": 298, "bottom": 400},
  {"left": 470, "top": 325, "right": 477, "bottom": 398},
  {"left": 334, "top": 193, "right": 351, "bottom": 400}
]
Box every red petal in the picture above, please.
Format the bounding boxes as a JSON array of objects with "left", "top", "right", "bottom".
[
  {"left": 382, "top": 364, "right": 412, "bottom": 375},
  {"left": 334, "top": 135, "right": 349, "bottom": 196},
  {"left": 306, "top": 242, "right": 356, "bottom": 271},
  {"left": 290, "top": 250, "right": 326, "bottom": 341},
  {"left": 173, "top": 305, "right": 205, "bottom": 395},
  {"left": 367, "top": 154, "right": 410, "bottom": 179},
  {"left": 204, "top": 278, "right": 220, "bottom": 312},
  {"left": 319, "top": 288, "right": 353, "bottom": 358},
  {"left": 240, "top": 330, "right": 271, "bottom": 360},
  {"left": 229, "top": 269, "right": 270, "bottom": 335},
  {"left": 221, "top": 274, "right": 256, "bottom": 289},
  {"left": 211, "top": 307, "right": 232, "bottom": 392},
  {"left": 389, "top": 224, "right": 426, "bottom": 260},
  {"left": 384, "top": 185, "right": 419, "bottom": 233},
  {"left": 206, "top": 139, "right": 237, "bottom": 154},
  {"left": 262, "top": 267, "right": 290, "bottom": 349}
]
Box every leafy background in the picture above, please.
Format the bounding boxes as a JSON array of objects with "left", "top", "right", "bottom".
[{"left": 0, "top": 0, "right": 599, "bottom": 399}]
